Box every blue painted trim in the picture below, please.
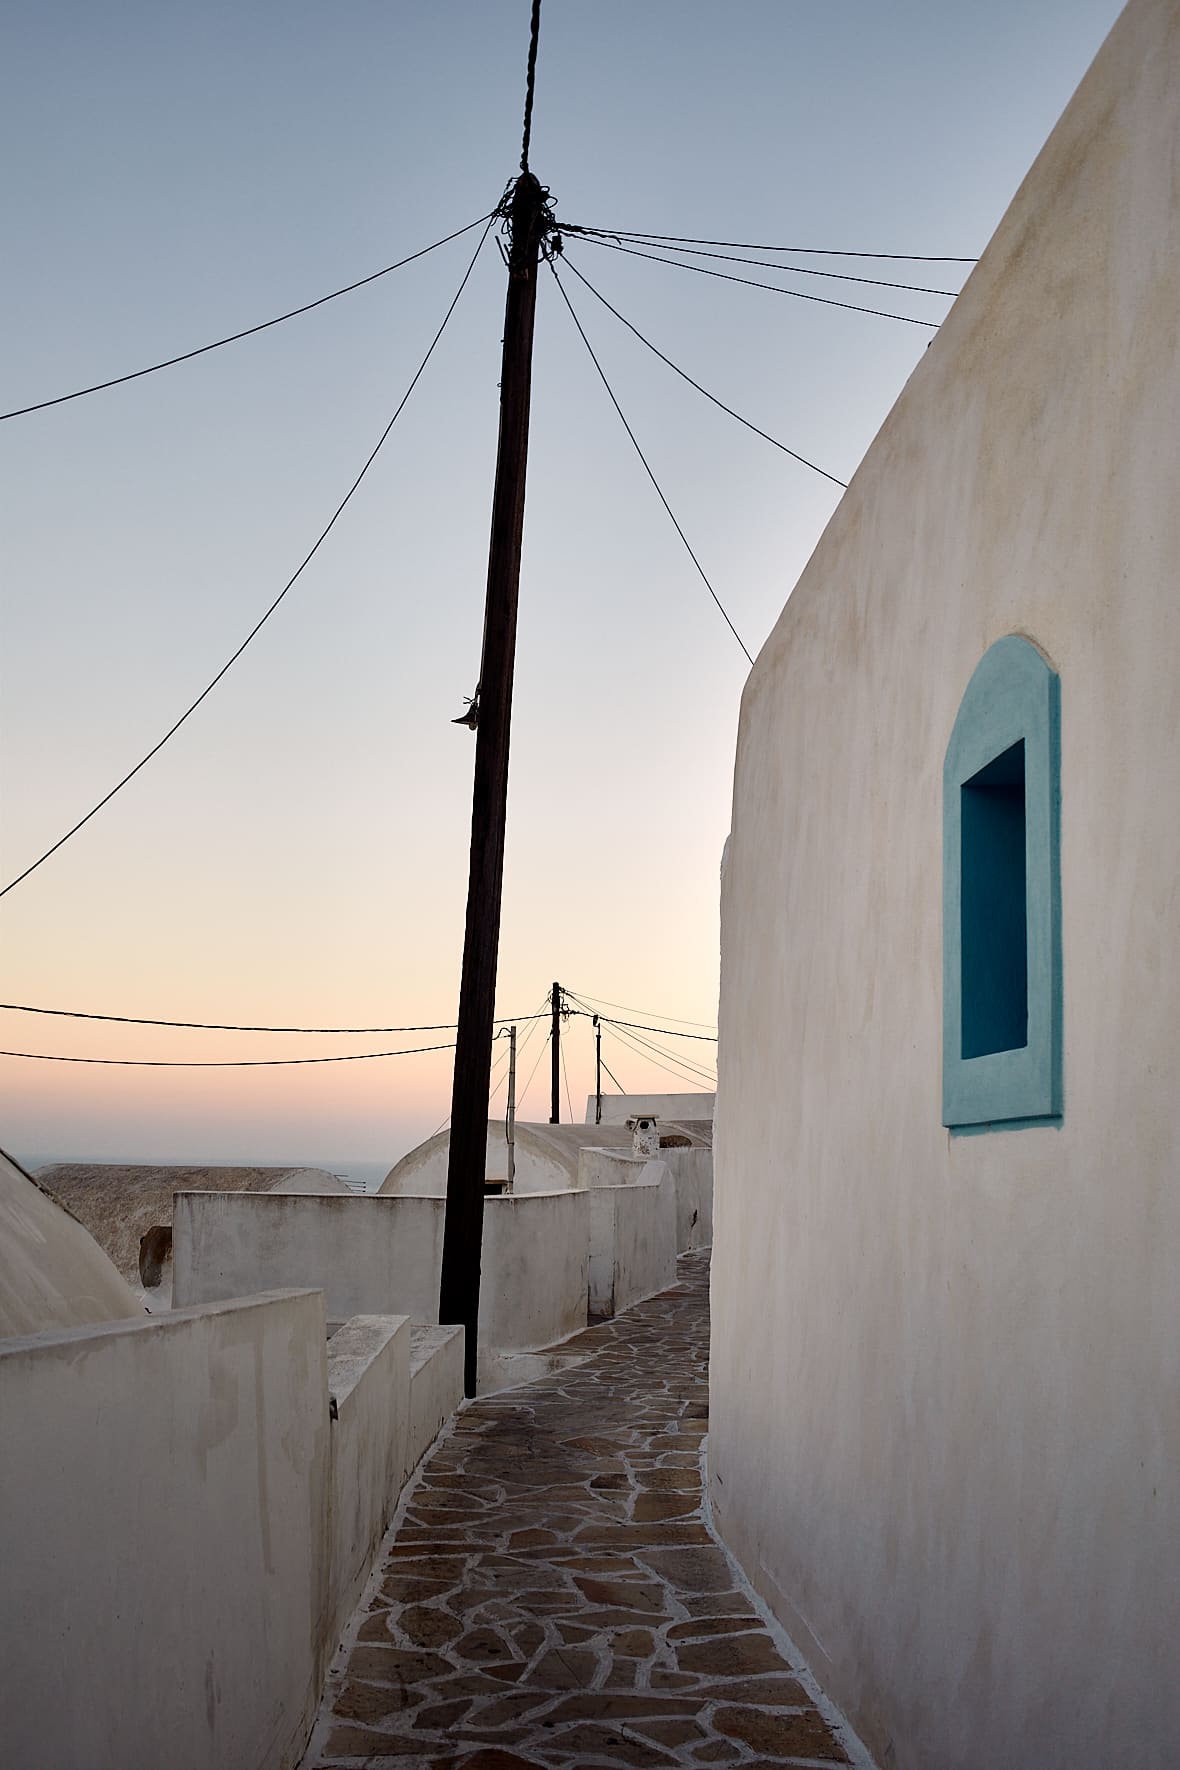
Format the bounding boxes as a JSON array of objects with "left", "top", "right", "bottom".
[{"left": 942, "top": 636, "right": 1061, "bottom": 1129}]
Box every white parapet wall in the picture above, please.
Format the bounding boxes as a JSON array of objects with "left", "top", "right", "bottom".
[
  {"left": 662, "top": 1145, "right": 713, "bottom": 1252},
  {"left": 582, "top": 1157, "right": 678, "bottom": 1319},
  {"left": 325, "top": 1314, "right": 411, "bottom": 1645},
  {"left": 579, "top": 1145, "right": 712, "bottom": 1254},
  {"left": 406, "top": 1325, "right": 466, "bottom": 1484},
  {"left": 174, "top": 1188, "right": 590, "bottom": 1353},
  {"left": 0, "top": 1290, "right": 333, "bottom": 1770}
]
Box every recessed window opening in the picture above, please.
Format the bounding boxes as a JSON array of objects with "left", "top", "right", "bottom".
[{"left": 960, "top": 739, "right": 1028, "bottom": 1059}]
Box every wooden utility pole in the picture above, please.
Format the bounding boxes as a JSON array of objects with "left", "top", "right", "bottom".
[
  {"left": 439, "top": 167, "right": 549, "bottom": 1397},
  {"left": 549, "top": 979, "right": 561, "bottom": 1123}
]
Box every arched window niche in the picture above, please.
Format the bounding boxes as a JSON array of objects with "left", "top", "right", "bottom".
[{"left": 942, "top": 635, "right": 1061, "bottom": 1131}]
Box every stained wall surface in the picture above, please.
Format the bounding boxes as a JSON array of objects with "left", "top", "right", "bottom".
[{"left": 710, "top": 3, "right": 1180, "bottom": 1766}]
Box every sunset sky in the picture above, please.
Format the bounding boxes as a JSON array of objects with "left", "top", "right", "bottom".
[{"left": 1, "top": 0, "right": 1121, "bottom": 1170}]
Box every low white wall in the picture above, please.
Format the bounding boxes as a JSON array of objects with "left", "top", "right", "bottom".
[
  {"left": 587, "top": 1166, "right": 677, "bottom": 1319},
  {"left": 578, "top": 1146, "right": 651, "bottom": 1188},
  {"left": 480, "top": 1188, "right": 590, "bottom": 1348},
  {"left": 580, "top": 1146, "right": 712, "bottom": 1253},
  {"left": 174, "top": 1189, "right": 590, "bottom": 1353},
  {"left": 663, "top": 1145, "right": 713, "bottom": 1251},
  {"left": 0, "top": 1290, "right": 332, "bottom": 1770},
  {"left": 174, "top": 1192, "right": 444, "bottom": 1326},
  {"left": 407, "top": 1326, "right": 466, "bottom": 1482},
  {"left": 326, "top": 1314, "right": 410, "bottom": 1645}
]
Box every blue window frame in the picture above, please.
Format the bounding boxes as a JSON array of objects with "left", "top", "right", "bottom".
[{"left": 943, "top": 636, "right": 1061, "bottom": 1130}]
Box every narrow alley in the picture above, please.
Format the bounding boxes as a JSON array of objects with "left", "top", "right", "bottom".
[{"left": 304, "top": 1252, "right": 859, "bottom": 1769}]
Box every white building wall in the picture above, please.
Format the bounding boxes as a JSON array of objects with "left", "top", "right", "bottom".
[
  {"left": 587, "top": 1092, "right": 715, "bottom": 1125},
  {"left": 711, "top": 4, "right": 1180, "bottom": 1768}
]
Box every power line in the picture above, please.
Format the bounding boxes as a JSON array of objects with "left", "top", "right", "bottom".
[
  {"left": 575, "top": 235, "right": 941, "bottom": 329},
  {"left": 577, "top": 1011, "right": 717, "bottom": 1044},
  {"left": 0, "top": 1001, "right": 547, "bottom": 1035},
  {"left": 560, "top": 1032, "right": 574, "bottom": 1123},
  {"left": 0, "top": 1041, "right": 457, "bottom": 1068},
  {"left": 0, "top": 213, "right": 495, "bottom": 424},
  {"left": 565, "top": 227, "right": 961, "bottom": 297},
  {"left": 564, "top": 226, "right": 977, "bottom": 264},
  {"left": 561, "top": 254, "right": 846, "bottom": 490},
  {"left": 607, "top": 1016, "right": 719, "bottom": 1083},
  {"left": 0, "top": 216, "right": 495, "bottom": 904},
  {"left": 518, "top": 1028, "right": 553, "bottom": 1113},
  {"left": 568, "top": 988, "right": 716, "bottom": 1031},
  {"left": 606, "top": 1021, "right": 717, "bottom": 1090},
  {"left": 548, "top": 261, "right": 754, "bottom": 667},
  {"left": 600, "top": 1052, "right": 627, "bottom": 1094},
  {"left": 566, "top": 992, "right": 720, "bottom": 1078}
]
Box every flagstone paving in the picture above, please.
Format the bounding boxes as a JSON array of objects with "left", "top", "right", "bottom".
[{"left": 303, "top": 1251, "right": 858, "bottom": 1769}]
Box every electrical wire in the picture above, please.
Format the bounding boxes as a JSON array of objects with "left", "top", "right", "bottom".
[
  {"left": 432, "top": 987, "right": 549, "bottom": 1138},
  {"left": 0, "top": 1041, "right": 456, "bottom": 1068},
  {"left": 563, "top": 226, "right": 977, "bottom": 264},
  {"left": 564, "top": 227, "right": 960, "bottom": 296},
  {"left": 549, "top": 261, "right": 754, "bottom": 667},
  {"left": 0, "top": 1001, "right": 547, "bottom": 1035},
  {"left": 560, "top": 1032, "right": 574, "bottom": 1124},
  {"left": 600, "top": 1052, "right": 626, "bottom": 1095},
  {"left": 517, "top": 1028, "right": 553, "bottom": 1115},
  {"left": 607, "top": 1017, "right": 719, "bottom": 1084},
  {"left": 568, "top": 988, "right": 716, "bottom": 1031},
  {"left": 0, "top": 214, "right": 496, "bottom": 423},
  {"left": 575, "top": 234, "right": 941, "bottom": 329},
  {"left": 0, "top": 216, "right": 495, "bottom": 903},
  {"left": 571, "top": 995, "right": 720, "bottom": 1080},
  {"left": 606, "top": 1021, "right": 717, "bottom": 1090},
  {"left": 561, "top": 254, "right": 846, "bottom": 489},
  {"left": 576, "top": 1011, "right": 717, "bottom": 1044}
]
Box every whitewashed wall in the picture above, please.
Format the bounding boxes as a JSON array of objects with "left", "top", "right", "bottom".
[
  {"left": 0, "top": 1291, "right": 333, "bottom": 1770},
  {"left": 711, "top": 4, "right": 1180, "bottom": 1768},
  {"left": 174, "top": 1189, "right": 590, "bottom": 1353},
  {"left": 325, "top": 1314, "right": 411, "bottom": 1642},
  {"left": 586, "top": 1165, "right": 677, "bottom": 1319}
]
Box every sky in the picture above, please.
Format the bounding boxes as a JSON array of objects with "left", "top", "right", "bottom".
[{"left": 1, "top": 0, "right": 1122, "bottom": 1169}]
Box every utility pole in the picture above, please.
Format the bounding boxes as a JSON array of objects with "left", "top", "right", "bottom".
[
  {"left": 594, "top": 1014, "right": 602, "bottom": 1125},
  {"left": 550, "top": 979, "right": 561, "bottom": 1123},
  {"left": 506, "top": 1025, "right": 517, "bottom": 1193},
  {"left": 438, "top": 143, "right": 553, "bottom": 1395}
]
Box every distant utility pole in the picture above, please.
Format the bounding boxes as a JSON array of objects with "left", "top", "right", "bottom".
[
  {"left": 550, "top": 979, "right": 562, "bottom": 1124},
  {"left": 506, "top": 1025, "right": 517, "bottom": 1194},
  {"left": 439, "top": 5, "right": 555, "bottom": 1396},
  {"left": 594, "top": 1015, "right": 602, "bottom": 1124}
]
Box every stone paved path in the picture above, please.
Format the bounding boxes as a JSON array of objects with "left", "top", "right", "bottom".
[{"left": 304, "top": 1252, "right": 857, "bottom": 1769}]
